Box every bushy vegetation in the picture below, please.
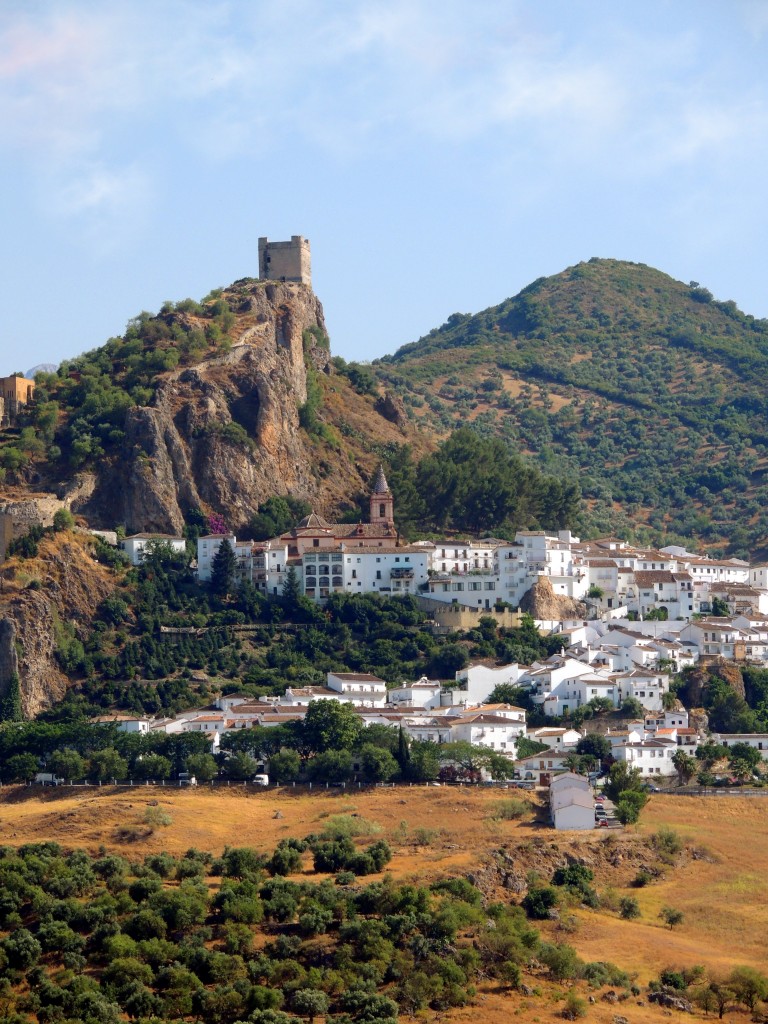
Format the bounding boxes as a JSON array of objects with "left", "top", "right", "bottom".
[
  {"left": 381, "top": 429, "right": 580, "bottom": 539},
  {"left": 0, "top": 290, "right": 251, "bottom": 476},
  {"left": 0, "top": 840, "right": 603, "bottom": 1023}
]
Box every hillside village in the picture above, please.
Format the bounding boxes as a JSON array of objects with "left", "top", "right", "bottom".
[{"left": 78, "top": 465, "right": 768, "bottom": 824}]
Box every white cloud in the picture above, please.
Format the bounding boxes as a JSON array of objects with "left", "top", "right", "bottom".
[
  {"left": 1, "top": 1, "right": 766, "bottom": 215},
  {"left": 38, "top": 162, "right": 153, "bottom": 254}
]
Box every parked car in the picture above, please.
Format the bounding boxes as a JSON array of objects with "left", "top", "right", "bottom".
[
  {"left": 253, "top": 774, "right": 269, "bottom": 786},
  {"left": 178, "top": 773, "right": 197, "bottom": 786}
]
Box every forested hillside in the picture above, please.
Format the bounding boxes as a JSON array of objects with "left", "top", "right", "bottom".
[{"left": 376, "top": 259, "right": 768, "bottom": 557}]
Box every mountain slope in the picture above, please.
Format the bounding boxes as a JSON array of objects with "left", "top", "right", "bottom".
[{"left": 376, "top": 258, "right": 768, "bottom": 556}]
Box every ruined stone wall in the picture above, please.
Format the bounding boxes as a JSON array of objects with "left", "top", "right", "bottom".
[{"left": 0, "top": 502, "right": 45, "bottom": 564}]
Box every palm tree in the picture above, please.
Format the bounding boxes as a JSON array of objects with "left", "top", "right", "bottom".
[{"left": 672, "top": 749, "right": 697, "bottom": 786}]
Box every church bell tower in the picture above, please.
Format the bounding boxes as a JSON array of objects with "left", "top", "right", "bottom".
[{"left": 370, "top": 465, "right": 395, "bottom": 529}]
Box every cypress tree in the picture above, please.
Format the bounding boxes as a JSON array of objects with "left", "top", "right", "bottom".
[
  {"left": 396, "top": 725, "right": 411, "bottom": 776},
  {"left": 0, "top": 672, "right": 23, "bottom": 722},
  {"left": 210, "top": 538, "right": 238, "bottom": 596}
]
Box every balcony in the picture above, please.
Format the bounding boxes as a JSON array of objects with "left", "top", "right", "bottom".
[{"left": 391, "top": 567, "right": 415, "bottom": 579}]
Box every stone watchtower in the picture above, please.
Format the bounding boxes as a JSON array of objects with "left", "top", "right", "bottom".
[
  {"left": 258, "top": 235, "right": 311, "bottom": 286},
  {"left": 369, "top": 465, "right": 395, "bottom": 529}
]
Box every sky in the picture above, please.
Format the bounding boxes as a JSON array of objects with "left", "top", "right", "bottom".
[{"left": 2, "top": 0, "right": 768, "bottom": 373}]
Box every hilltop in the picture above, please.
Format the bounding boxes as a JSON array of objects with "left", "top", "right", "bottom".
[
  {"left": 376, "top": 259, "right": 768, "bottom": 557},
  {"left": 0, "top": 278, "right": 419, "bottom": 536}
]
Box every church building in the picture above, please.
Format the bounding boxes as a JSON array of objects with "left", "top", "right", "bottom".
[{"left": 280, "top": 466, "right": 398, "bottom": 558}]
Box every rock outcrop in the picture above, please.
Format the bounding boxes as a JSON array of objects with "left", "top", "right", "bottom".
[
  {"left": 0, "top": 534, "right": 116, "bottom": 715},
  {"left": 519, "top": 575, "right": 587, "bottom": 621},
  {"left": 685, "top": 658, "right": 745, "bottom": 707},
  {"left": 77, "top": 281, "right": 329, "bottom": 534},
  {"left": 374, "top": 389, "right": 408, "bottom": 430}
]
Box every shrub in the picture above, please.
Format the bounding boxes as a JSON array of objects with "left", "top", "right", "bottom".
[
  {"left": 522, "top": 887, "right": 559, "bottom": 919},
  {"left": 619, "top": 896, "right": 641, "bottom": 920},
  {"left": 268, "top": 845, "right": 303, "bottom": 877},
  {"left": 144, "top": 806, "right": 173, "bottom": 828},
  {"left": 562, "top": 990, "right": 588, "bottom": 1019},
  {"left": 651, "top": 826, "right": 683, "bottom": 863},
  {"left": 319, "top": 815, "right": 382, "bottom": 840},
  {"left": 490, "top": 798, "right": 529, "bottom": 820},
  {"left": 582, "top": 961, "right": 630, "bottom": 988},
  {"left": 539, "top": 942, "right": 582, "bottom": 981},
  {"left": 660, "top": 968, "right": 688, "bottom": 991}
]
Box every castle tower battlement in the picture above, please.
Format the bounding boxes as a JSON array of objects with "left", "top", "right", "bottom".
[{"left": 258, "top": 235, "right": 311, "bottom": 286}]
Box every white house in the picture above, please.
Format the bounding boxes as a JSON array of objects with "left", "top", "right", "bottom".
[
  {"left": 530, "top": 726, "right": 582, "bottom": 751},
  {"left": 646, "top": 709, "right": 690, "bottom": 731},
  {"left": 121, "top": 533, "right": 186, "bottom": 566},
  {"left": 453, "top": 662, "right": 522, "bottom": 704},
  {"left": 284, "top": 672, "right": 388, "bottom": 708},
  {"left": 611, "top": 668, "right": 670, "bottom": 712},
  {"left": 400, "top": 715, "right": 454, "bottom": 744},
  {"left": 715, "top": 733, "right": 768, "bottom": 760},
  {"left": 680, "top": 620, "right": 749, "bottom": 659},
  {"left": 327, "top": 671, "right": 389, "bottom": 706},
  {"left": 387, "top": 677, "right": 443, "bottom": 709},
  {"left": 92, "top": 714, "right": 151, "bottom": 733},
  {"left": 448, "top": 712, "right": 525, "bottom": 755},
  {"left": 549, "top": 773, "right": 594, "bottom": 830},
  {"left": 497, "top": 529, "right": 588, "bottom": 607},
  {"left": 515, "top": 748, "right": 571, "bottom": 785},
  {"left": 614, "top": 737, "right": 677, "bottom": 776}
]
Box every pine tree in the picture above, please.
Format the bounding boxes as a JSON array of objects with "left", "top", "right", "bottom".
[
  {"left": 0, "top": 672, "right": 23, "bottom": 722},
  {"left": 210, "top": 538, "right": 238, "bottom": 596},
  {"left": 281, "top": 565, "right": 302, "bottom": 612}
]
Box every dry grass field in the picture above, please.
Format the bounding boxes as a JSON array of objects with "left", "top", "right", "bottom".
[{"left": 1, "top": 784, "right": 765, "bottom": 1024}]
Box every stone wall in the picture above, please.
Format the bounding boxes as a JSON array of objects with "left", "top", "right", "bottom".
[
  {"left": 415, "top": 596, "right": 523, "bottom": 633},
  {"left": 0, "top": 502, "right": 45, "bottom": 564}
]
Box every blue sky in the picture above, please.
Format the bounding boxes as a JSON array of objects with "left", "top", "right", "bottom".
[{"left": 2, "top": 0, "right": 768, "bottom": 372}]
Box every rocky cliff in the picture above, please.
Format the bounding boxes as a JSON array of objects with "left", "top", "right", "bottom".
[
  {"left": 72, "top": 281, "right": 330, "bottom": 534},
  {"left": 0, "top": 533, "right": 116, "bottom": 716}
]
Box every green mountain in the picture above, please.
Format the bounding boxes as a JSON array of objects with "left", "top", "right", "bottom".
[{"left": 375, "top": 258, "right": 768, "bottom": 558}]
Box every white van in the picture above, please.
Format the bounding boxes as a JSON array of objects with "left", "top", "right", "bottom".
[{"left": 253, "top": 774, "right": 269, "bottom": 786}]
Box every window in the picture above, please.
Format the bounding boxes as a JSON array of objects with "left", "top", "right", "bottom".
[
  {"left": 376, "top": 570, "right": 381, "bottom": 580},
  {"left": 313, "top": 539, "right": 319, "bottom": 547},
  {"left": 351, "top": 570, "right": 357, "bottom": 579}
]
